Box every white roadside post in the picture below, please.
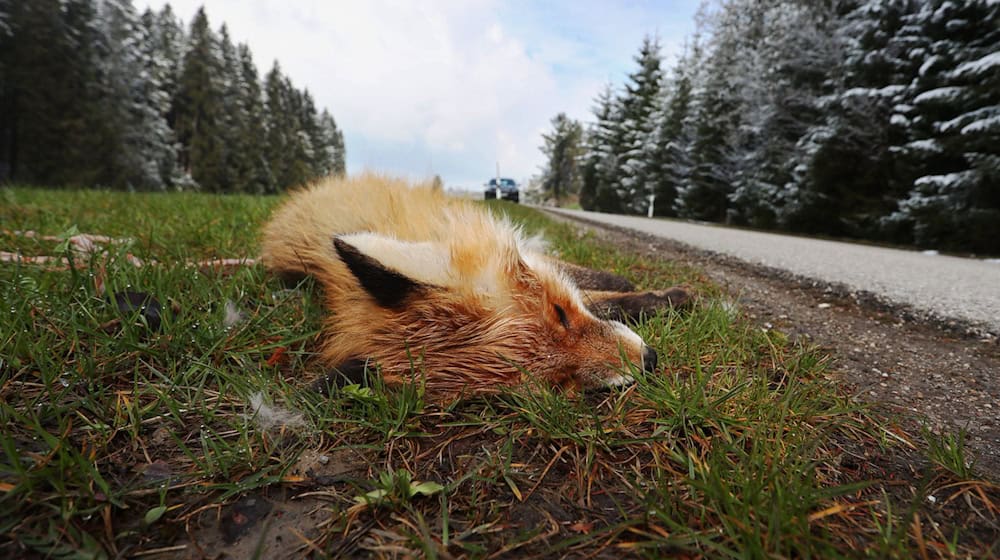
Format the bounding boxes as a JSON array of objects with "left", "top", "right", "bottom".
[
  {"left": 647, "top": 194, "right": 656, "bottom": 218},
  {"left": 496, "top": 162, "right": 502, "bottom": 200}
]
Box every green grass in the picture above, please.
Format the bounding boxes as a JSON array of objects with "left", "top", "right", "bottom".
[{"left": 1, "top": 187, "right": 997, "bottom": 558}]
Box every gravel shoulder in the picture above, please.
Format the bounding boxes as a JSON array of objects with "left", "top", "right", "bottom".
[{"left": 544, "top": 210, "right": 1000, "bottom": 479}]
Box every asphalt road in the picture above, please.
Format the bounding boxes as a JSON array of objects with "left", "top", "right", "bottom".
[{"left": 546, "top": 208, "right": 1000, "bottom": 336}]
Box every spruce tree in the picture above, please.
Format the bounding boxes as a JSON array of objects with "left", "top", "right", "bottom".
[
  {"left": 581, "top": 85, "right": 625, "bottom": 213},
  {"left": 673, "top": 5, "right": 742, "bottom": 223},
  {"left": 217, "top": 25, "right": 251, "bottom": 193},
  {"left": 725, "top": 1, "right": 837, "bottom": 230},
  {"left": 147, "top": 5, "right": 186, "bottom": 125},
  {"left": 264, "top": 62, "right": 294, "bottom": 190},
  {"left": 316, "top": 109, "right": 346, "bottom": 178},
  {"left": 140, "top": 8, "right": 183, "bottom": 188},
  {"left": 284, "top": 82, "right": 315, "bottom": 188},
  {"left": 616, "top": 36, "right": 664, "bottom": 214},
  {"left": 886, "top": 0, "right": 1000, "bottom": 252},
  {"left": 580, "top": 84, "right": 625, "bottom": 212},
  {"left": 579, "top": 87, "right": 610, "bottom": 210},
  {"left": 296, "top": 89, "right": 322, "bottom": 182},
  {"left": 2, "top": 0, "right": 108, "bottom": 186},
  {"left": 645, "top": 40, "right": 699, "bottom": 217},
  {"left": 174, "top": 7, "right": 227, "bottom": 191},
  {"left": 539, "top": 112, "right": 583, "bottom": 205},
  {"left": 674, "top": 77, "right": 735, "bottom": 222},
  {"left": 234, "top": 44, "right": 274, "bottom": 193},
  {"left": 99, "top": 0, "right": 177, "bottom": 190},
  {"left": 780, "top": 0, "right": 908, "bottom": 238}
]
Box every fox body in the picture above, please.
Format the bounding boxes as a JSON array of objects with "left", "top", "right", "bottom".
[{"left": 261, "top": 174, "right": 656, "bottom": 399}]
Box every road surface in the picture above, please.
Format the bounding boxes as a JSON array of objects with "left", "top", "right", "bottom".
[{"left": 545, "top": 208, "right": 1000, "bottom": 336}]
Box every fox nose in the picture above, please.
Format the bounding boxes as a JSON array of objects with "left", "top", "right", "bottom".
[{"left": 642, "top": 346, "right": 658, "bottom": 373}]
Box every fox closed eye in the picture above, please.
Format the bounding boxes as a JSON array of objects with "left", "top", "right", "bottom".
[{"left": 553, "top": 303, "right": 570, "bottom": 329}]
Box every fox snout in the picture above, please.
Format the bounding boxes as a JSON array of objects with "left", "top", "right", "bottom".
[{"left": 603, "top": 343, "right": 657, "bottom": 389}]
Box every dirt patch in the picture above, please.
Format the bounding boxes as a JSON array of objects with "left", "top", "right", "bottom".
[
  {"left": 175, "top": 448, "right": 369, "bottom": 559},
  {"left": 547, "top": 212, "right": 1000, "bottom": 480}
]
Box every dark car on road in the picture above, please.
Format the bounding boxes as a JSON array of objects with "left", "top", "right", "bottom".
[{"left": 484, "top": 177, "right": 519, "bottom": 203}]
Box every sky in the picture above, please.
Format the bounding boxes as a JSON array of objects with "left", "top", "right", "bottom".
[{"left": 140, "top": 1, "right": 701, "bottom": 189}]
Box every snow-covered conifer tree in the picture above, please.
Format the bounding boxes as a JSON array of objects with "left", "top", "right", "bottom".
[
  {"left": 97, "top": 0, "right": 177, "bottom": 190},
  {"left": 580, "top": 84, "right": 625, "bottom": 212},
  {"left": 539, "top": 112, "right": 584, "bottom": 204},
  {"left": 887, "top": 0, "right": 1000, "bottom": 252},
  {"left": 616, "top": 36, "right": 664, "bottom": 214}
]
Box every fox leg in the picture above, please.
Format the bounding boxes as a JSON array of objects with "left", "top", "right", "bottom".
[
  {"left": 551, "top": 259, "right": 692, "bottom": 322},
  {"left": 554, "top": 260, "right": 636, "bottom": 292},
  {"left": 582, "top": 288, "right": 692, "bottom": 323}
]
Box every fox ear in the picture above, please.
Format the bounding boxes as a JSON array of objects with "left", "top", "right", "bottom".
[{"left": 333, "top": 234, "right": 448, "bottom": 309}]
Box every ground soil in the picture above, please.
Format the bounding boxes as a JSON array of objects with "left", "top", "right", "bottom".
[{"left": 551, "top": 212, "right": 1000, "bottom": 480}]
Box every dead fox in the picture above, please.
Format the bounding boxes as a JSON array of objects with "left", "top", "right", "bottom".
[{"left": 261, "top": 174, "right": 686, "bottom": 400}]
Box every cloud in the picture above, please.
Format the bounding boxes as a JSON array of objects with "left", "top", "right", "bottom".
[{"left": 140, "top": 1, "right": 698, "bottom": 187}]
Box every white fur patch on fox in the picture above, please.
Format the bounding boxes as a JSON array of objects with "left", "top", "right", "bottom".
[{"left": 261, "top": 173, "right": 653, "bottom": 400}]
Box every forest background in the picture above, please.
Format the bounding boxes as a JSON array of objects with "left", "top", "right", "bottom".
[
  {"left": 536, "top": 0, "right": 999, "bottom": 254},
  {"left": 0, "top": 1, "right": 346, "bottom": 195}
]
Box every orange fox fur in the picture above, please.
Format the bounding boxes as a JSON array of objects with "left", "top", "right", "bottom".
[{"left": 261, "top": 174, "right": 656, "bottom": 399}]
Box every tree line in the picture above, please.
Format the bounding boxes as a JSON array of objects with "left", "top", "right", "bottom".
[
  {"left": 0, "top": 0, "right": 345, "bottom": 193},
  {"left": 539, "top": 0, "right": 999, "bottom": 254}
]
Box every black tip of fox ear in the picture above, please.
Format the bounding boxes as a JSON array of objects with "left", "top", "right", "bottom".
[{"left": 333, "top": 237, "right": 422, "bottom": 309}]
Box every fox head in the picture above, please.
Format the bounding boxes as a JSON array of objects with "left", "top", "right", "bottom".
[{"left": 320, "top": 218, "right": 657, "bottom": 399}]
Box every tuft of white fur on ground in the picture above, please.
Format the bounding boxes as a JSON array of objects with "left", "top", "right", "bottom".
[
  {"left": 718, "top": 299, "right": 741, "bottom": 322},
  {"left": 223, "top": 299, "right": 246, "bottom": 329},
  {"left": 248, "top": 392, "right": 307, "bottom": 431}
]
